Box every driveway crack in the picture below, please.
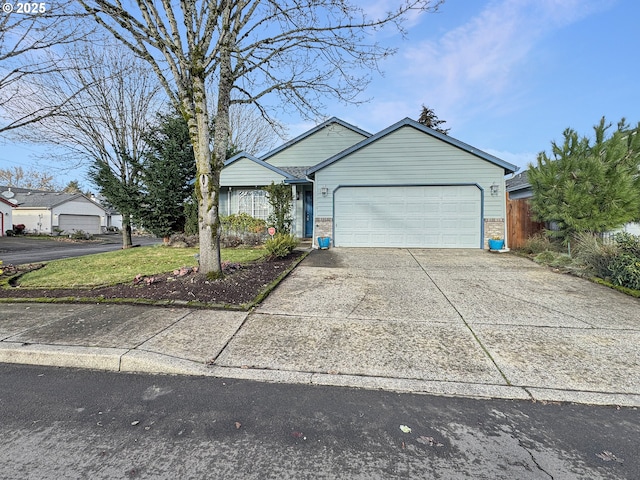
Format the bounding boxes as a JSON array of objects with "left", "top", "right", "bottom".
[{"left": 408, "top": 251, "right": 518, "bottom": 389}]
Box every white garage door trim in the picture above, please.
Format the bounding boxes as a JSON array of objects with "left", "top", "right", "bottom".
[
  {"left": 332, "top": 183, "right": 484, "bottom": 248},
  {"left": 58, "top": 214, "right": 101, "bottom": 234}
]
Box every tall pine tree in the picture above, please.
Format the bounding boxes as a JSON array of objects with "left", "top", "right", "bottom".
[
  {"left": 417, "top": 105, "right": 450, "bottom": 134},
  {"left": 528, "top": 117, "right": 640, "bottom": 243}
]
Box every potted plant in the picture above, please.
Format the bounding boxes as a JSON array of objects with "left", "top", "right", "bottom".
[{"left": 488, "top": 235, "right": 505, "bottom": 250}]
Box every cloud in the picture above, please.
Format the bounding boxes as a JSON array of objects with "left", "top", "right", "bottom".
[{"left": 402, "top": 0, "right": 612, "bottom": 123}]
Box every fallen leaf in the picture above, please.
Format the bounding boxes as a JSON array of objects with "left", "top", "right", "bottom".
[
  {"left": 596, "top": 451, "right": 623, "bottom": 463},
  {"left": 399, "top": 425, "right": 411, "bottom": 433}
]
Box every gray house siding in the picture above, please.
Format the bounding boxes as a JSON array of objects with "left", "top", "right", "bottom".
[
  {"left": 221, "top": 156, "right": 289, "bottom": 186},
  {"left": 313, "top": 126, "right": 506, "bottom": 217},
  {"left": 266, "top": 123, "right": 368, "bottom": 168}
]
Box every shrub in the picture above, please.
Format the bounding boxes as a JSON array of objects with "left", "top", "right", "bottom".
[
  {"left": 608, "top": 253, "right": 640, "bottom": 290},
  {"left": 264, "top": 182, "right": 293, "bottom": 234},
  {"left": 221, "top": 213, "right": 266, "bottom": 234},
  {"left": 533, "top": 250, "right": 557, "bottom": 265},
  {"left": 220, "top": 214, "right": 267, "bottom": 246},
  {"left": 265, "top": 233, "right": 298, "bottom": 259},
  {"left": 70, "top": 230, "right": 93, "bottom": 240},
  {"left": 220, "top": 235, "right": 242, "bottom": 248},
  {"left": 572, "top": 232, "right": 616, "bottom": 279},
  {"left": 519, "top": 232, "right": 553, "bottom": 255},
  {"left": 168, "top": 233, "right": 199, "bottom": 247},
  {"left": 614, "top": 232, "right": 640, "bottom": 257}
]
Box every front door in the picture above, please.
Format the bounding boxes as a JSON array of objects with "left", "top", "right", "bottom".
[{"left": 304, "top": 190, "right": 313, "bottom": 238}]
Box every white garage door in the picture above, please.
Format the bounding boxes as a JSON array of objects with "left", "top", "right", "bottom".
[
  {"left": 334, "top": 185, "right": 481, "bottom": 248},
  {"left": 58, "top": 214, "right": 101, "bottom": 234}
]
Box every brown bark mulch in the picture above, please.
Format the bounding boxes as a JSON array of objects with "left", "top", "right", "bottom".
[{"left": 0, "top": 251, "right": 306, "bottom": 309}]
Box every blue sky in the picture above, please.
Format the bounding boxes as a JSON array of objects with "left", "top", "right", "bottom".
[
  {"left": 1, "top": 0, "right": 638, "bottom": 186},
  {"left": 289, "top": 0, "right": 639, "bottom": 169}
]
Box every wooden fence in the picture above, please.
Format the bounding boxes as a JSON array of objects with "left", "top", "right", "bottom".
[{"left": 506, "top": 194, "right": 545, "bottom": 249}]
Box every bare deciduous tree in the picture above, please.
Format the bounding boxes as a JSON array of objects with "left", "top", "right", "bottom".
[
  {"left": 17, "top": 43, "right": 164, "bottom": 248},
  {"left": 0, "top": 3, "right": 90, "bottom": 133},
  {"left": 79, "top": 0, "right": 443, "bottom": 275},
  {"left": 227, "top": 104, "right": 282, "bottom": 156},
  {"left": 0, "top": 166, "right": 60, "bottom": 190}
]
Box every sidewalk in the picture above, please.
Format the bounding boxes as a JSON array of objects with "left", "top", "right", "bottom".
[{"left": 1, "top": 248, "right": 639, "bottom": 407}]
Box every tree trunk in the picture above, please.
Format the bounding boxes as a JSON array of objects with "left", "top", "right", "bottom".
[
  {"left": 189, "top": 73, "right": 222, "bottom": 277},
  {"left": 121, "top": 216, "right": 133, "bottom": 249}
]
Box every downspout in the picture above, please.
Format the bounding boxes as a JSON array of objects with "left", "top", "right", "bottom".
[{"left": 305, "top": 174, "right": 317, "bottom": 249}]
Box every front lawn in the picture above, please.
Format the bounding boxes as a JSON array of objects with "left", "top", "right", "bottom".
[{"left": 17, "top": 246, "right": 265, "bottom": 288}]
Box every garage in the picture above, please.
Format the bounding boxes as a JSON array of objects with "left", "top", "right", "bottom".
[
  {"left": 333, "top": 185, "right": 481, "bottom": 248},
  {"left": 58, "top": 214, "right": 101, "bottom": 234}
]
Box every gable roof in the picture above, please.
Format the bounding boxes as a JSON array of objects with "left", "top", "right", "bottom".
[
  {"left": 12, "top": 191, "right": 105, "bottom": 210},
  {"left": 0, "top": 196, "right": 16, "bottom": 207},
  {"left": 307, "top": 117, "right": 518, "bottom": 176},
  {"left": 224, "top": 152, "right": 296, "bottom": 180},
  {"left": 260, "top": 117, "right": 371, "bottom": 162}
]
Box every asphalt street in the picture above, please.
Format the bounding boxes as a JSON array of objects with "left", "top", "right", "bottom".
[
  {"left": 0, "top": 235, "right": 160, "bottom": 265},
  {"left": 0, "top": 364, "right": 637, "bottom": 479}
]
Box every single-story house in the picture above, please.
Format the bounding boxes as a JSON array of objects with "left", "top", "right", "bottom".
[
  {"left": 506, "top": 171, "right": 640, "bottom": 236},
  {"left": 221, "top": 117, "right": 518, "bottom": 248},
  {"left": 0, "top": 193, "right": 16, "bottom": 236},
  {"left": 0, "top": 186, "right": 109, "bottom": 235}
]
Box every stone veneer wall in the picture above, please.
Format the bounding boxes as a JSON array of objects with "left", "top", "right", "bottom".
[
  {"left": 314, "top": 217, "right": 333, "bottom": 246},
  {"left": 484, "top": 218, "right": 505, "bottom": 249}
]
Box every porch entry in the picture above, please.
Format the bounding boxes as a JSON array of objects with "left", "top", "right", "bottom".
[{"left": 304, "top": 190, "right": 313, "bottom": 238}]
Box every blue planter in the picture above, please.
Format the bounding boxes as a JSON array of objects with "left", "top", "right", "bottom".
[
  {"left": 317, "top": 236, "right": 331, "bottom": 249},
  {"left": 488, "top": 239, "right": 505, "bottom": 250}
]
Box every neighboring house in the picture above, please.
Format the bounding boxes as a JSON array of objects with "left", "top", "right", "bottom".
[
  {"left": 505, "top": 171, "right": 640, "bottom": 236},
  {"left": 0, "top": 194, "right": 16, "bottom": 236},
  {"left": 90, "top": 194, "right": 123, "bottom": 231},
  {"left": 0, "top": 186, "right": 108, "bottom": 235},
  {"left": 222, "top": 117, "right": 518, "bottom": 248}
]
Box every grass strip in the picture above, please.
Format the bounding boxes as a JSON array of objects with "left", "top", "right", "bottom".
[{"left": 16, "top": 246, "right": 264, "bottom": 288}]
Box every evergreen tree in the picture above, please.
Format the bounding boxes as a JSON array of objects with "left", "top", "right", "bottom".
[
  {"left": 138, "top": 112, "right": 196, "bottom": 241},
  {"left": 417, "top": 105, "right": 450, "bottom": 135},
  {"left": 528, "top": 117, "right": 640, "bottom": 243},
  {"left": 88, "top": 154, "right": 142, "bottom": 247},
  {"left": 63, "top": 180, "right": 83, "bottom": 194}
]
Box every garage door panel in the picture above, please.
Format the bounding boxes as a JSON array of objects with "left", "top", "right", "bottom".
[
  {"left": 334, "top": 186, "right": 481, "bottom": 248},
  {"left": 58, "top": 214, "right": 101, "bottom": 234}
]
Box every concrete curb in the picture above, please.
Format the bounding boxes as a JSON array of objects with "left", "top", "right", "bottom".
[
  {"left": 0, "top": 342, "right": 126, "bottom": 371},
  {"left": 2, "top": 343, "right": 640, "bottom": 407}
]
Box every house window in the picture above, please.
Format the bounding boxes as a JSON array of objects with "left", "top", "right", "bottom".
[{"left": 238, "top": 189, "right": 270, "bottom": 220}]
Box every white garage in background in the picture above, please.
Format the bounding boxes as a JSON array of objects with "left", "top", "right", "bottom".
[
  {"left": 58, "top": 214, "right": 101, "bottom": 234},
  {"left": 5, "top": 188, "right": 108, "bottom": 235},
  {"left": 333, "top": 185, "right": 482, "bottom": 248}
]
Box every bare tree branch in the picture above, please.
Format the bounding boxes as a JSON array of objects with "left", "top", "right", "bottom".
[
  {"left": 0, "top": 2, "right": 95, "bottom": 133},
  {"left": 77, "top": 0, "right": 444, "bottom": 274},
  {"left": 14, "top": 43, "right": 165, "bottom": 248}
]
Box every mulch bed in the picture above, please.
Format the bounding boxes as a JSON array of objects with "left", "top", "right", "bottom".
[{"left": 0, "top": 251, "right": 306, "bottom": 308}]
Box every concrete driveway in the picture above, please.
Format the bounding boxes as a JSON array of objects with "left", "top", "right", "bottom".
[{"left": 215, "top": 248, "right": 640, "bottom": 406}]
